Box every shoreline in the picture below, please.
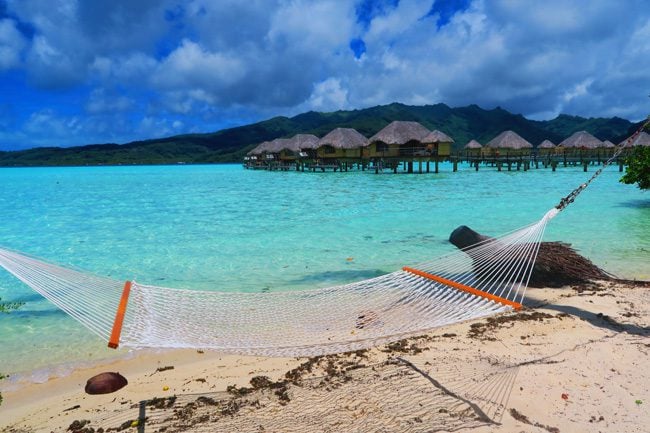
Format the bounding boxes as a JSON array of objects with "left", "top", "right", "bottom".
[{"left": 2, "top": 280, "right": 649, "bottom": 432}]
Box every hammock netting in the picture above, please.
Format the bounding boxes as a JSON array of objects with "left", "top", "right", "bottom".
[{"left": 0, "top": 209, "right": 555, "bottom": 357}]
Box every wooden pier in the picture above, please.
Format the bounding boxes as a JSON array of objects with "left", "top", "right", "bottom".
[{"left": 244, "top": 152, "right": 628, "bottom": 174}]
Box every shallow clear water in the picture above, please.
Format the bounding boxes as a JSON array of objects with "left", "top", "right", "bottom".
[{"left": 0, "top": 163, "right": 648, "bottom": 380}]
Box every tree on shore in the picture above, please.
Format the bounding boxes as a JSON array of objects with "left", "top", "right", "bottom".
[
  {"left": 620, "top": 120, "right": 650, "bottom": 190},
  {"left": 621, "top": 146, "right": 650, "bottom": 190}
]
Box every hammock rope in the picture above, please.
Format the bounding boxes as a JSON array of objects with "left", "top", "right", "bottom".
[{"left": 0, "top": 119, "right": 647, "bottom": 357}]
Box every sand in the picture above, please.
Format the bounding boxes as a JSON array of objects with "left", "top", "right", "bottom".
[{"left": 1, "top": 280, "right": 649, "bottom": 432}]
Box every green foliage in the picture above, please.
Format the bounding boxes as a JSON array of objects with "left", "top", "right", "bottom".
[
  {"left": 0, "top": 297, "right": 23, "bottom": 313},
  {"left": 0, "top": 103, "right": 635, "bottom": 166},
  {"left": 621, "top": 146, "right": 650, "bottom": 190}
]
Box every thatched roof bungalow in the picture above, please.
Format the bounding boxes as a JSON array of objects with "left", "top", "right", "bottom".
[
  {"left": 485, "top": 131, "right": 533, "bottom": 155},
  {"left": 422, "top": 130, "right": 454, "bottom": 157},
  {"left": 600, "top": 140, "right": 615, "bottom": 148},
  {"left": 290, "top": 134, "right": 319, "bottom": 150},
  {"left": 464, "top": 139, "right": 482, "bottom": 149},
  {"left": 625, "top": 131, "right": 650, "bottom": 147},
  {"left": 463, "top": 139, "right": 482, "bottom": 157},
  {"left": 247, "top": 141, "right": 274, "bottom": 160},
  {"left": 537, "top": 139, "right": 557, "bottom": 155},
  {"left": 279, "top": 134, "right": 320, "bottom": 160},
  {"left": 316, "top": 128, "right": 368, "bottom": 159},
  {"left": 263, "top": 138, "right": 293, "bottom": 160},
  {"left": 559, "top": 131, "right": 602, "bottom": 149},
  {"left": 367, "top": 121, "right": 430, "bottom": 157}
]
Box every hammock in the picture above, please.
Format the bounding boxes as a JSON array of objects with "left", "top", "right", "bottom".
[{"left": 0, "top": 122, "right": 646, "bottom": 357}]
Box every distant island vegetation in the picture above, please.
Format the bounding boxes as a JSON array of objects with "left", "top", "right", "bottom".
[{"left": 0, "top": 102, "right": 639, "bottom": 167}]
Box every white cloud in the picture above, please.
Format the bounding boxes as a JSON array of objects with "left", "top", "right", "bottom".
[
  {"left": 268, "top": 0, "right": 357, "bottom": 52},
  {"left": 0, "top": 19, "right": 27, "bottom": 70},
  {"left": 154, "top": 39, "right": 245, "bottom": 90},
  {"left": 340, "top": 0, "right": 650, "bottom": 120},
  {"left": 24, "top": 109, "right": 83, "bottom": 138},
  {"left": 364, "top": 0, "right": 433, "bottom": 43},
  {"left": 303, "top": 77, "right": 349, "bottom": 111},
  {"left": 85, "top": 88, "right": 134, "bottom": 114}
]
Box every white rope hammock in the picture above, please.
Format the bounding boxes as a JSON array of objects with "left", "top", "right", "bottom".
[{"left": 0, "top": 120, "right": 646, "bottom": 357}]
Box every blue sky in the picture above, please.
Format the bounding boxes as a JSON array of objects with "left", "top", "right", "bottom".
[{"left": 0, "top": 0, "right": 649, "bottom": 150}]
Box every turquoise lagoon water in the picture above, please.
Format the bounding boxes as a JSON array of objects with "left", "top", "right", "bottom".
[{"left": 0, "top": 163, "right": 648, "bottom": 383}]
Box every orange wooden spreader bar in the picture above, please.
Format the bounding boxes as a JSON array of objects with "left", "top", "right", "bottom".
[
  {"left": 108, "top": 281, "right": 132, "bottom": 349},
  {"left": 402, "top": 267, "right": 522, "bottom": 310}
]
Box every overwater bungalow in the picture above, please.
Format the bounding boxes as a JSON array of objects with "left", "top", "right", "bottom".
[
  {"left": 613, "top": 131, "right": 649, "bottom": 161},
  {"left": 316, "top": 128, "right": 368, "bottom": 160},
  {"left": 559, "top": 131, "right": 602, "bottom": 149},
  {"left": 366, "top": 121, "right": 430, "bottom": 158},
  {"left": 248, "top": 141, "right": 271, "bottom": 156},
  {"left": 463, "top": 139, "right": 483, "bottom": 158},
  {"left": 627, "top": 131, "right": 650, "bottom": 147},
  {"left": 485, "top": 131, "right": 533, "bottom": 157},
  {"left": 598, "top": 140, "right": 617, "bottom": 158},
  {"left": 537, "top": 139, "right": 557, "bottom": 156},
  {"left": 289, "top": 134, "right": 319, "bottom": 159},
  {"left": 559, "top": 131, "right": 602, "bottom": 158},
  {"left": 244, "top": 141, "right": 273, "bottom": 168},
  {"left": 263, "top": 138, "right": 291, "bottom": 162},
  {"left": 422, "top": 130, "right": 454, "bottom": 157}
]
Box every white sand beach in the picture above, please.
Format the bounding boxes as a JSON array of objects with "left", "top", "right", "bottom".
[{"left": 1, "top": 280, "right": 649, "bottom": 433}]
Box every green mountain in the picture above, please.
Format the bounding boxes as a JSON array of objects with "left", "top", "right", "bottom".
[{"left": 0, "top": 103, "right": 637, "bottom": 166}]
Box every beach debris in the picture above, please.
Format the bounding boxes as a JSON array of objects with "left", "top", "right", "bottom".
[
  {"left": 67, "top": 419, "right": 93, "bottom": 432},
  {"left": 250, "top": 375, "right": 273, "bottom": 389},
  {"left": 450, "top": 225, "right": 612, "bottom": 288},
  {"left": 151, "top": 365, "right": 175, "bottom": 376},
  {"left": 382, "top": 339, "right": 426, "bottom": 355},
  {"left": 157, "top": 365, "right": 174, "bottom": 373},
  {"left": 117, "top": 419, "right": 138, "bottom": 431},
  {"left": 636, "top": 399, "right": 643, "bottom": 405},
  {"left": 163, "top": 385, "right": 170, "bottom": 391},
  {"left": 146, "top": 396, "right": 177, "bottom": 409},
  {"left": 63, "top": 404, "right": 81, "bottom": 412},
  {"left": 509, "top": 408, "right": 560, "bottom": 433},
  {"left": 467, "top": 312, "right": 567, "bottom": 340},
  {"left": 226, "top": 384, "right": 252, "bottom": 397},
  {"left": 84, "top": 372, "right": 128, "bottom": 395},
  {"left": 561, "top": 393, "right": 569, "bottom": 400}
]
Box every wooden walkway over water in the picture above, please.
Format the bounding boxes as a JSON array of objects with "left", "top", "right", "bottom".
[{"left": 244, "top": 153, "right": 627, "bottom": 174}]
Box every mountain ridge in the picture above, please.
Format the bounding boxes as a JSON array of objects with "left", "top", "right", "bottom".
[{"left": 0, "top": 102, "right": 638, "bottom": 166}]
